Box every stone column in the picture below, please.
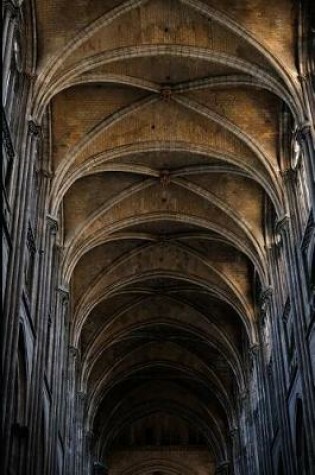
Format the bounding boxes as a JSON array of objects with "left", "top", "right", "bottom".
[
  {"left": 257, "top": 291, "right": 276, "bottom": 475},
  {"left": 2, "top": 119, "right": 39, "bottom": 382},
  {"left": 65, "top": 345, "right": 79, "bottom": 475},
  {"left": 276, "top": 214, "right": 315, "bottom": 468},
  {"left": 76, "top": 391, "right": 87, "bottom": 475},
  {"left": 248, "top": 342, "right": 267, "bottom": 475},
  {"left": 237, "top": 388, "right": 249, "bottom": 475},
  {"left": 49, "top": 284, "right": 70, "bottom": 475},
  {"left": 1, "top": 119, "right": 41, "bottom": 475},
  {"left": 26, "top": 214, "right": 58, "bottom": 475},
  {"left": 265, "top": 241, "right": 297, "bottom": 475},
  {"left": 229, "top": 427, "right": 241, "bottom": 475},
  {"left": 240, "top": 347, "right": 259, "bottom": 475}
]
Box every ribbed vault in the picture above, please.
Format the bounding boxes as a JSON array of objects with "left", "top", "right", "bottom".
[{"left": 32, "top": 0, "right": 304, "bottom": 472}]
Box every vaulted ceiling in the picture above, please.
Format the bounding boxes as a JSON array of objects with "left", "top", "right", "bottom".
[{"left": 33, "top": 0, "right": 301, "bottom": 469}]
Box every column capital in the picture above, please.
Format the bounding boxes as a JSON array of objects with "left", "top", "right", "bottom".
[
  {"left": 3, "top": 0, "right": 20, "bottom": 18},
  {"left": 296, "top": 122, "right": 312, "bottom": 141},
  {"left": 46, "top": 214, "right": 58, "bottom": 234},
  {"left": 39, "top": 168, "right": 54, "bottom": 179},
  {"left": 77, "top": 391, "right": 87, "bottom": 402},
  {"left": 275, "top": 214, "right": 290, "bottom": 235},
  {"left": 297, "top": 73, "right": 308, "bottom": 83},
  {"left": 259, "top": 287, "right": 272, "bottom": 314},
  {"left": 28, "top": 119, "right": 41, "bottom": 136},
  {"left": 249, "top": 343, "right": 260, "bottom": 357},
  {"left": 229, "top": 426, "right": 239, "bottom": 439},
  {"left": 240, "top": 388, "right": 249, "bottom": 402},
  {"left": 281, "top": 167, "right": 297, "bottom": 184},
  {"left": 57, "top": 285, "right": 69, "bottom": 302},
  {"left": 69, "top": 345, "right": 78, "bottom": 358},
  {"left": 259, "top": 286, "right": 272, "bottom": 303},
  {"left": 23, "top": 70, "right": 37, "bottom": 83}
]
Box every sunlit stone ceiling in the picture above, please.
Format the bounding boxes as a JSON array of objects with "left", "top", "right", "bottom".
[{"left": 32, "top": 0, "right": 301, "bottom": 469}]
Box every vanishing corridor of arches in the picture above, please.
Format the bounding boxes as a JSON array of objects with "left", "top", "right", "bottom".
[{"left": 1, "top": 0, "right": 315, "bottom": 474}]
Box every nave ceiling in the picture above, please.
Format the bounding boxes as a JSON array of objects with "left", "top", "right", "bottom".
[{"left": 29, "top": 0, "right": 304, "bottom": 468}]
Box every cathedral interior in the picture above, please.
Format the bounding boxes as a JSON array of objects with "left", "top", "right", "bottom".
[{"left": 1, "top": 0, "right": 315, "bottom": 474}]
